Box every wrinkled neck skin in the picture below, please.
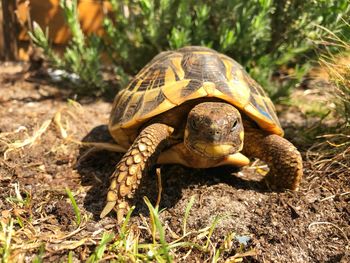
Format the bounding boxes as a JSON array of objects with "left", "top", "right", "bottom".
[{"left": 184, "top": 102, "right": 244, "bottom": 159}]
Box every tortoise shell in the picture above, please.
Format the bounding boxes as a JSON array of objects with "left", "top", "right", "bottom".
[{"left": 109, "top": 46, "right": 283, "bottom": 148}]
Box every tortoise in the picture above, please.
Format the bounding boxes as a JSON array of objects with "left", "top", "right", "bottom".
[{"left": 100, "top": 46, "right": 303, "bottom": 220}]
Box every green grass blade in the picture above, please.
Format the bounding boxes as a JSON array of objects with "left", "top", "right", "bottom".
[
  {"left": 65, "top": 187, "right": 81, "bottom": 226},
  {"left": 1, "top": 219, "right": 13, "bottom": 263},
  {"left": 205, "top": 215, "right": 221, "bottom": 250},
  {"left": 120, "top": 205, "right": 135, "bottom": 238},
  {"left": 68, "top": 251, "right": 73, "bottom": 263},
  {"left": 183, "top": 195, "right": 195, "bottom": 236},
  {"left": 143, "top": 197, "right": 172, "bottom": 262},
  {"left": 87, "top": 232, "right": 114, "bottom": 263}
]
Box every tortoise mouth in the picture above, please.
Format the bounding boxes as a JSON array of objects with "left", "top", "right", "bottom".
[{"left": 185, "top": 141, "right": 237, "bottom": 159}]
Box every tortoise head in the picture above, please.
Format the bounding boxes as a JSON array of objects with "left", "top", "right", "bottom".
[{"left": 184, "top": 102, "right": 244, "bottom": 158}]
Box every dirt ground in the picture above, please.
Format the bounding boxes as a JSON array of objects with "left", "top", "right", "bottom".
[{"left": 0, "top": 62, "right": 349, "bottom": 262}]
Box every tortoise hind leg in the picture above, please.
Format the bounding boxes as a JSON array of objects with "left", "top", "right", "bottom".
[
  {"left": 243, "top": 128, "right": 303, "bottom": 190},
  {"left": 100, "top": 123, "right": 174, "bottom": 222}
]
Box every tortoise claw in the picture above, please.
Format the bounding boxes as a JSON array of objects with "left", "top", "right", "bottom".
[
  {"left": 100, "top": 200, "right": 130, "bottom": 225},
  {"left": 100, "top": 200, "right": 116, "bottom": 219}
]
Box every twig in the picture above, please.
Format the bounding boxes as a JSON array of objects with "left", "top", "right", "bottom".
[
  {"left": 308, "top": 221, "right": 349, "bottom": 246},
  {"left": 156, "top": 168, "right": 162, "bottom": 208},
  {"left": 319, "top": 191, "right": 350, "bottom": 202}
]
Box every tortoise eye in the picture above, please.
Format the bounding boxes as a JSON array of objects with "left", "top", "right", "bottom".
[
  {"left": 190, "top": 118, "right": 199, "bottom": 130},
  {"left": 231, "top": 120, "right": 238, "bottom": 131}
]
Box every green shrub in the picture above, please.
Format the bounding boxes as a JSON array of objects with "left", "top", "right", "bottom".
[
  {"left": 102, "top": 0, "right": 350, "bottom": 99},
  {"left": 29, "top": 0, "right": 106, "bottom": 95},
  {"left": 30, "top": 0, "right": 350, "bottom": 98}
]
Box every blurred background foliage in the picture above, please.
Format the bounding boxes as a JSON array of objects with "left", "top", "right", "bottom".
[
  {"left": 30, "top": 0, "right": 350, "bottom": 99},
  {"left": 317, "top": 25, "right": 350, "bottom": 126}
]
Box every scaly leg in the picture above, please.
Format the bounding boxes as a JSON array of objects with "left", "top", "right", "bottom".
[
  {"left": 100, "top": 123, "right": 174, "bottom": 222},
  {"left": 242, "top": 127, "right": 303, "bottom": 190}
]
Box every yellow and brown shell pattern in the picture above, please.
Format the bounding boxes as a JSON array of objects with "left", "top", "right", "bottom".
[{"left": 109, "top": 46, "right": 283, "bottom": 147}]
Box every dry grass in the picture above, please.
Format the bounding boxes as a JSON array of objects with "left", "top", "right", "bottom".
[
  {"left": 1, "top": 183, "right": 97, "bottom": 261},
  {"left": 0, "top": 182, "right": 255, "bottom": 262},
  {"left": 0, "top": 120, "right": 51, "bottom": 160},
  {"left": 307, "top": 133, "right": 350, "bottom": 176},
  {"left": 306, "top": 23, "right": 350, "bottom": 180},
  {"left": 316, "top": 23, "right": 350, "bottom": 123}
]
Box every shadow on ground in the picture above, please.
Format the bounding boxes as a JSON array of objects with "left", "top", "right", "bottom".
[{"left": 77, "top": 125, "right": 271, "bottom": 221}]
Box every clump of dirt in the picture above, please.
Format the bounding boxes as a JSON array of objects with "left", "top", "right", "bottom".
[{"left": 0, "top": 62, "right": 349, "bottom": 262}]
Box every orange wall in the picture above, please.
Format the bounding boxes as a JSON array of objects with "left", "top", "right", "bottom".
[{"left": 16, "top": 0, "right": 111, "bottom": 59}]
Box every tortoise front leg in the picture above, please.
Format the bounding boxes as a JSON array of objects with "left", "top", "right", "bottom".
[
  {"left": 242, "top": 128, "right": 303, "bottom": 190},
  {"left": 100, "top": 123, "right": 174, "bottom": 221}
]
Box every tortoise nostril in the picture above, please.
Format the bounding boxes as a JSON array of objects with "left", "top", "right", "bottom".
[
  {"left": 208, "top": 130, "right": 220, "bottom": 136},
  {"left": 208, "top": 129, "right": 221, "bottom": 140}
]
